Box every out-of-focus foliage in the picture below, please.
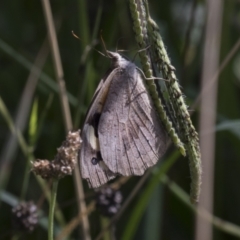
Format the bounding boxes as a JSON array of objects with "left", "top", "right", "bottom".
[{"left": 0, "top": 0, "right": 240, "bottom": 240}]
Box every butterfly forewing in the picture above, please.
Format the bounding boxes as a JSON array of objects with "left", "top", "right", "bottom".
[{"left": 98, "top": 64, "right": 168, "bottom": 176}]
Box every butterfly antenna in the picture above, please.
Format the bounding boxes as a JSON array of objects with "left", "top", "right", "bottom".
[
  {"left": 100, "top": 31, "right": 111, "bottom": 58},
  {"left": 115, "top": 37, "right": 127, "bottom": 52},
  {"left": 132, "top": 45, "right": 151, "bottom": 62},
  {"left": 71, "top": 31, "right": 81, "bottom": 40},
  {"left": 72, "top": 31, "right": 107, "bottom": 58}
]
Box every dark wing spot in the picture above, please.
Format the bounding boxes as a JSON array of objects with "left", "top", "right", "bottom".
[
  {"left": 91, "top": 157, "right": 99, "bottom": 165},
  {"left": 91, "top": 151, "right": 103, "bottom": 165}
]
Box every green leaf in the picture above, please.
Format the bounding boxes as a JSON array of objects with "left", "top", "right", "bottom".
[{"left": 29, "top": 98, "right": 38, "bottom": 146}]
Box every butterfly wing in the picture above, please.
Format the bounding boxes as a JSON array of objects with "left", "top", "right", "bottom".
[
  {"left": 98, "top": 68, "right": 168, "bottom": 176},
  {"left": 80, "top": 124, "right": 116, "bottom": 188},
  {"left": 79, "top": 70, "right": 119, "bottom": 188}
]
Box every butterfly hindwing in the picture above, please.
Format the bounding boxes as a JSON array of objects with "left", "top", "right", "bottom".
[
  {"left": 80, "top": 123, "right": 116, "bottom": 188},
  {"left": 79, "top": 69, "right": 119, "bottom": 188}
]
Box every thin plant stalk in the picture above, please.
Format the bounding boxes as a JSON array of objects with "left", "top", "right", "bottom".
[
  {"left": 100, "top": 217, "right": 111, "bottom": 240},
  {"left": 56, "top": 201, "right": 96, "bottom": 240},
  {"left": 192, "top": 36, "right": 240, "bottom": 109},
  {"left": 0, "top": 38, "right": 77, "bottom": 106},
  {"left": 162, "top": 175, "right": 240, "bottom": 238},
  {"left": 0, "top": 38, "right": 48, "bottom": 188},
  {"left": 20, "top": 99, "right": 38, "bottom": 200},
  {"left": 41, "top": 0, "right": 90, "bottom": 239},
  {"left": 20, "top": 157, "right": 33, "bottom": 201},
  {"left": 49, "top": 180, "right": 59, "bottom": 240},
  {"left": 0, "top": 97, "right": 65, "bottom": 226},
  {"left": 195, "top": 0, "right": 223, "bottom": 239}
]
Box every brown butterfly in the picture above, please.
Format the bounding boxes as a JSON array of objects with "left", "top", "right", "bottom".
[{"left": 79, "top": 51, "right": 168, "bottom": 188}]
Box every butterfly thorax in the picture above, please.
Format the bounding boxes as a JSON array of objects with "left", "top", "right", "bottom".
[{"left": 107, "top": 51, "right": 136, "bottom": 74}]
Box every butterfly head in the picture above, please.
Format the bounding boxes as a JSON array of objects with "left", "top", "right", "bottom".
[{"left": 107, "top": 51, "right": 129, "bottom": 69}]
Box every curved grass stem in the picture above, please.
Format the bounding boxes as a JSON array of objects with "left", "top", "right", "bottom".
[{"left": 48, "top": 180, "right": 59, "bottom": 240}]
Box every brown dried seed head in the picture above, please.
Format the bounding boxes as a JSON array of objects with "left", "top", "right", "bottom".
[{"left": 32, "top": 130, "right": 82, "bottom": 179}]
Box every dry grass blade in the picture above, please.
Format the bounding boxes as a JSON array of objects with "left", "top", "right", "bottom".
[
  {"left": 56, "top": 201, "right": 95, "bottom": 240},
  {"left": 0, "top": 38, "right": 49, "bottom": 184},
  {"left": 192, "top": 36, "right": 240, "bottom": 109},
  {"left": 195, "top": 0, "right": 223, "bottom": 240},
  {"left": 41, "top": 0, "right": 90, "bottom": 239}
]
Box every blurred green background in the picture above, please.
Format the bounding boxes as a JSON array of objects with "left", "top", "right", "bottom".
[{"left": 0, "top": 0, "right": 240, "bottom": 239}]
